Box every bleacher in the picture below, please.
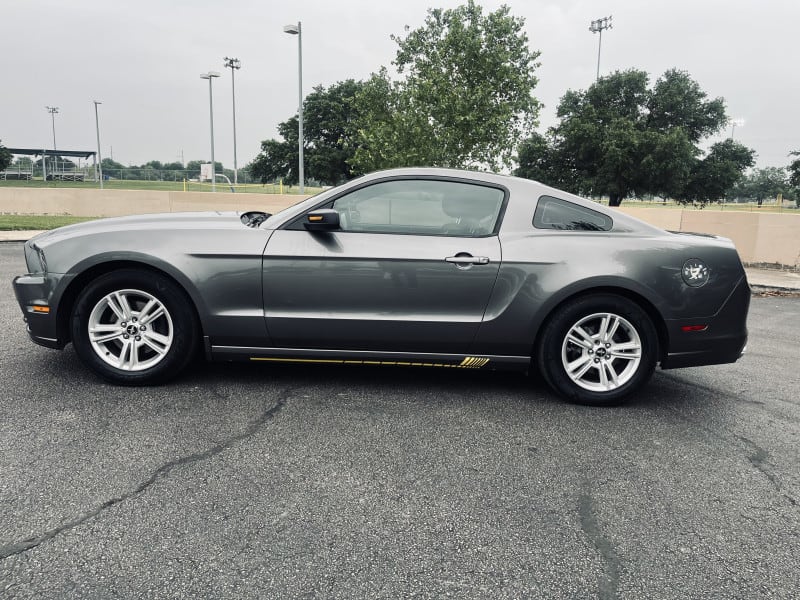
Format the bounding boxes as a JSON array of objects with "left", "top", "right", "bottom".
[
  {"left": 4, "top": 147, "right": 96, "bottom": 183},
  {"left": 46, "top": 171, "right": 86, "bottom": 181},
  {"left": 0, "top": 168, "right": 33, "bottom": 181}
]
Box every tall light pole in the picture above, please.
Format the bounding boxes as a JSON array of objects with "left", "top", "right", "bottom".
[
  {"left": 200, "top": 71, "right": 221, "bottom": 192},
  {"left": 45, "top": 106, "right": 59, "bottom": 176},
  {"left": 283, "top": 21, "right": 304, "bottom": 193},
  {"left": 93, "top": 101, "right": 104, "bottom": 189},
  {"left": 730, "top": 118, "right": 745, "bottom": 139},
  {"left": 589, "top": 16, "right": 613, "bottom": 80},
  {"left": 223, "top": 57, "right": 241, "bottom": 185}
]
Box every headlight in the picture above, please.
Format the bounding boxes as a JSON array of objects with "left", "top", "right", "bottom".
[{"left": 24, "top": 242, "right": 47, "bottom": 274}]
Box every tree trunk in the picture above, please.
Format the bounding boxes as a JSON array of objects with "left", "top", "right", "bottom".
[{"left": 608, "top": 192, "right": 622, "bottom": 207}]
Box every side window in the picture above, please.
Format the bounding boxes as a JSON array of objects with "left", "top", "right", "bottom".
[
  {"left": 533, "top": 195, "right": 613, "bottom": 231},
  {"left": 331, "top": 179, "right": 504, "bottom": 236}
]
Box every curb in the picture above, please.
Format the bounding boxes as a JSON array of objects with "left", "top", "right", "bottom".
[{"left": 749, "top": 284, "right": 800, "bottom": 296}]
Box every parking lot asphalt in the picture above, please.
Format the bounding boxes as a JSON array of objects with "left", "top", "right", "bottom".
[{"left": 1, "top": 242, "right": 798, "bottom": 599}]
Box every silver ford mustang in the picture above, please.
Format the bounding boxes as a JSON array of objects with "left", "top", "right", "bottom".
[{"left": 12, "top": 168, "right": 749, "bottom": 405}]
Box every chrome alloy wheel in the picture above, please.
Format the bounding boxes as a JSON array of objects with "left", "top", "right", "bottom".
[
  {"left": 87, "top": 289, "right": 174, "bottom": 371},
  {"left": 561, "top": 312, "right": 642, "bottom": 392}
]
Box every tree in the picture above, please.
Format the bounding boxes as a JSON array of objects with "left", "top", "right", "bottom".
[
  {"left": 730, "top": 166, "right": 790, "bottom": 205},
  {"left": 516, "top": 68, "right": 749, "bottom": 206},
  {"left": 0, "top": 140, "right": 12, "bottom": 171},
  {"left": 789, "top": 151, "right": 800, "bottom": 207},
  {"left": 250, "top": 80, "right": 364, "bottom": 186},
  {"left": 514, "top": 132, "right": 555, "bottom": 183},
  {"left": 682, "top": 140, "right": 755, "bottom": 204},
  {"left": 351, "top": 0, "right": 541, "bottom": 173}
]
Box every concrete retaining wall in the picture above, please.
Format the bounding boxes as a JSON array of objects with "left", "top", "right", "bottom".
[
  {"left": 1, "top": 188, "right": 798, "bottom": 267},
  {"left": 0, "top": 187, "right": 309, "bottom": 218},
  {"left": 617, "top": 207, "right": 799, "bottom": 267}
]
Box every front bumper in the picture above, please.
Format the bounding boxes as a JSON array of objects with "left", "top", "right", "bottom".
[
  {"left": 660, "top": 275, "right": 750, "bottom": 369},
  {"left": 12, "top": 274, "right": 66, "bottom": 349}
]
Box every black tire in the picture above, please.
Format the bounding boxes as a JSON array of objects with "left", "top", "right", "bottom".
[
  {"left": 536, "top": 294, "right": 658, "bottom": 406},
  {"left": 71, "top": 269, "right": 199, "bottom": 385}
]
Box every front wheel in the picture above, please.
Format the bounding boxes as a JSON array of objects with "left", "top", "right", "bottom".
[
  {"left": 536, "top": 294, "right": 658, "bottom": 406},
  {"left": 71, "top": 269, "right": 199, "bottom": 385}
]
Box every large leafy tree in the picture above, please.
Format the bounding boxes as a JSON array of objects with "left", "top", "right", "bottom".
[
  {"left": 250, "top": 79, "right": 363, "bottom": 186},
  {"left": 789, "top": 151, "right": 800, "bottom": 203},
  {"left": 0, "top": 140, "right": 12, "bottom": 171},
  {"left": 730, "top": 166, "right": 791, "bottom": 205},
  {"left": 351, "top": 0, "right": 541, "bottom": 173},
  {"left": 682, "top": 140, "right": 755, "bottom": 204},
  {"left": 516, "top": 69, "right": 752, "bottom": 206}
]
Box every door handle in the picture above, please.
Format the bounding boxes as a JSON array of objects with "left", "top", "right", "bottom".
[{"left": 445, "top": 255, "right": 490, "bottom": 265}]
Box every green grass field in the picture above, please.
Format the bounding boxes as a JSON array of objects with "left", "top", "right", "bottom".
[{"left": 0, "top": 215, "right": 97, "bottom": 231}]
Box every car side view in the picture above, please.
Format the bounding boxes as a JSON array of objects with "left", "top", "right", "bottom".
[{"left": 12, "top": 168, "right": 750, "bottom": 405}]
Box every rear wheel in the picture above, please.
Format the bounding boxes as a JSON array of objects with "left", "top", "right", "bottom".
[
  {"left": 71, "top": 269, "right": 198, "bottom": 385},
  {"left": 537, "top": 294, "right": 658, "bottom": 406}
]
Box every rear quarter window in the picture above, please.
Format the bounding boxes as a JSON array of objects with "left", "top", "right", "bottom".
[{"left": 533, "top": 195, "right": 613, "bottom": 232}]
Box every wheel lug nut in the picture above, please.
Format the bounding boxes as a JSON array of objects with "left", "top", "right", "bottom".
[
  {"left": 140, "top": 325, "right": 146, "bottom": 331},
  {"left": 123, "top": 334, "right": 129, "bottom": 339},
  {"left": 606, "top": 343, "right": 611, "bottom": 348},
  {"left": 132, "top": 317, "right": 137, "bottom": 322},
  {"left": 588, "top": 350, "right": 593, "bottom": 355},
  {"left": 594, "top": 358, "right": 600, "bottom": 363},
  {"left": 121, "top": 322, "right": 127, "bottom": 327},
  {"left": 135, "top": 336, "right": 141, "bottom": 341}
]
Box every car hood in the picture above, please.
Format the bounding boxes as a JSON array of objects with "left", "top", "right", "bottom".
[{"left": 30, "top": 211, "right": 245, "bottom": 247}]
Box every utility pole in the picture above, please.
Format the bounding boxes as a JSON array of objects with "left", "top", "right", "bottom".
[
  {"left": 589, "top": 16, "right": 613, "bottom": 80},
  {"left": 93, "top": 101, "right": 104, "bottom": 189},
  {"left": 223, "top": 57, "right": 241, "bottom": 185},
  {"left": 283, "top": 21, "right": 304, "bottom": 193},
  {"left": 45, "top": 106, "right": 59, "bottom": 176},
  {"left": 200, "top": 71, "right": 221, "bottom": 192}
]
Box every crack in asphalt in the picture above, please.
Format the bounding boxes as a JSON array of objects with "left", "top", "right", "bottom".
[
  {"left": 737, "top": 435, "right": 798, "bottom": 507},
  {"left": 656, "top": 375, "right": 799, "bottom": 508},
  {"left": 0, "top": 387, "right": 293, "bottom": 562},
  {"left": 578, "top": 483, "right": 621, "bottom": 600}
]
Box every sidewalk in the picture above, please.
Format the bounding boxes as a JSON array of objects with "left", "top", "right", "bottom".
[
  {"left": 0, "top": 230, "right": 45, "bottom": 242},
  {"left": 1, "top": 229, "right": 798, "bottom": 292}
]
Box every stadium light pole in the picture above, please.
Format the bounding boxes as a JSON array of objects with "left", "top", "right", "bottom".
[
  {"left": 223, "top": 57, "right": 241, "bottom": 185},
  {"left": 589, "top": 16, "right": 613, "bottom": 80},
  {"left": 730, "top": 118, "right": 745, "bottom": 139},
  {"left": 45, "top": 106, "right": 59, "bottom": 176},
  {"left": 283, "top": 21, "right": 304, "bottom": 193},
  {"left": 200, "top": 71, "right": 221, "bottom": 192},
  {"left": 93, "top": 101, "right": 104, "bottom": 189}
]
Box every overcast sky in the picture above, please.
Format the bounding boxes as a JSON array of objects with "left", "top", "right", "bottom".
[{"left": 1, "top": 0, "right": 798, "bottom": 171}]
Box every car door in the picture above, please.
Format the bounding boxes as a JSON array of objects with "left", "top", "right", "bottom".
[{"left": 261, "top": 177, "right": 506, "bottom": 354}]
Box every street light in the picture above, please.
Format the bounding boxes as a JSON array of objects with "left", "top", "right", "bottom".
[
  {"left": 45, "top": 106, "right": 59, "bottom": 176},
  {"left": 223, "top": 57, "right": 241, "bottom": 185},
  {"left": 200, "top": 71, "right": 221, "bottom": 192},
  {"left": 589, "top": 16, "right": 613, "bottom": 80},
  {"left": 93, "top": 101, "right": 104, "bottom": 189},
  {"left": 283, "top": 21, "right": 304, "bottom": 193}
]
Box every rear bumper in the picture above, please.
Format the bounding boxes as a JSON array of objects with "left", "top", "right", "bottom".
[
  {"left": 660, "top": 275, "right": 750, "bottom": 369},
  {"left": 12, "top": 274, "right": 66, "bottom": 350}
]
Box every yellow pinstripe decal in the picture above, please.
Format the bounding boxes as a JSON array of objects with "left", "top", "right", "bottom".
[{"left": 248, "top": 356, "right": 491, "bottom": 368}]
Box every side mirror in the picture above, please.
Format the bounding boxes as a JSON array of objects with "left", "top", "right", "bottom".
[{"left": 304, "top": 209, "right": 340, "bottom": 231}]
